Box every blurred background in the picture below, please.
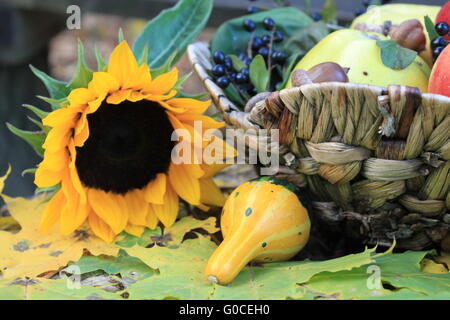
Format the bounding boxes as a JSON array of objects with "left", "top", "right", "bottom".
[{"left": 0, "top": 0, "right": 447, "bottom": 197}]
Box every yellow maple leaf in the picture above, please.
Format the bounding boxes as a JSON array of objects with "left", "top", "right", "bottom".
[{"left": 0, "top": 170, "right": 119, "bottom": 280}]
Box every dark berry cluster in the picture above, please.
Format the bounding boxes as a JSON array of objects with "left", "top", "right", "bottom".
[
  {"left": 431, "top": 22, "right": 450, "bottom": 60},
  {"left": 211, "top": 15, "right": 288, "bottom": 100},
  {"left": 242, "top": 17, "right": 287, "bottom": 91},
  {"left": 210, "top": 50, "right": 257, "bottom": 97}
]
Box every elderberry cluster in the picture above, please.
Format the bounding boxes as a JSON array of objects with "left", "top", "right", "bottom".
[
  {"left": 431, "top": 22, "right": 450, "bottom": 60},
  {"left": 243, "top": 17, "right": 287, "bottom": 66},
  {"left": 211, "top": 49, "right": 258, "bottom": 98},
  {"left": 211, "top": 16, "right": 287, "bottom": 100}
]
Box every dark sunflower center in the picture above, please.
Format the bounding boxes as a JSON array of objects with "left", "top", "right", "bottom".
[{"left": 75, "top": 99, "right": 174, "bottom": 194}]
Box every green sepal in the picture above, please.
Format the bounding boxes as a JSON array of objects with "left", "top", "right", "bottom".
[
  {"left": 94, "top": 46, "right": 107, "bottom": 72},
  {"left": 29, "top": 65, "right": 70, "bottom": 100},
  {"left": 6, "top": 123, "right": 45, "bottom": 157},
  {"left": 21, "top": 168, "right": 37, "bottom": 177},
  {"left": 138, "top": 44, "right": 149, "bottom": 66},
  {"left": 37, "top": 96, "right": 69, "bottom": 110},
  {"left": 150, "top": 51, "right": 177, "bottom": 78},
  {"left": 118, "top": 28, "right": 125, "bottom": 43},
  {"left": 173, "top": 72, "right": 192, "bottom": 91},
  {"left": 176, "top": 91, "right": 209, "bottom": 100},
  {"left": 22, "top": 104, "right": 49, "bottom": 119},
  {"left": 27, "top": 116, "right": 45, "bottom": 131},
  {"left": 67, "top": 39, "right": 93, "bottom": 90}
]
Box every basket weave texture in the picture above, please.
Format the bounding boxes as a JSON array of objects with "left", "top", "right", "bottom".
[{"left": 188, "top": 42, "right": 450, "bottom": 250}]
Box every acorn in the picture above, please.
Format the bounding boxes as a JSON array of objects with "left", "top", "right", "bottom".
[{"left": 389, "top": 19, "right": 426, "bottom": 53}]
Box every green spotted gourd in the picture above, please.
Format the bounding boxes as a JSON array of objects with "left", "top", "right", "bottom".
[{"left": 204, "top": 177, "right": 311, "bottom": 285}]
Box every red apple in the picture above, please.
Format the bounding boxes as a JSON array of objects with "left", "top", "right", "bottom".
[
  {"left": 436, "top": 1, "right": 450, "bottom": 41},
  {"left": 428, "top": 44, "right": 450, "bottom": 97}
]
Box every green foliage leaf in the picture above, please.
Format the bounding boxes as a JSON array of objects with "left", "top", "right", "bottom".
[
  {"left": 321, "top": 0, "right": 337, "bottom": 23},
  {"left": 0, "top": 278, "right": 120, "bottom": 300},
  {"left": 424, "top": 15, "right": 439, "bottom": 42},
  {"left": 125, "top": 236, "right": 216, "bottom": 299},
  {"left": 6, "top": 123, "right": 45, "bottom": 157},
  {"left": 211, "top": 7, "right": 314, "bottom": 57},
  {"left": 133, "top": 0, "right": 213, "bottom": 69},
  {"left": 123, "top": 235, "right": 382, "bottom": 300},
  {"left": 116, "top": 216, "right": 218, "bottom": 249},
  {"left": 229, "top": 55, "right": 246, "bottom": 72},
  {"left": 29, "top": 65, "right": 70, "bottom": 100},
  {"left": 376, "top": 40, "right": 417, "bottom": 70},
  {"left": 72, "top": 251, "right": 155, "bottom": 281},
  {"left": 249, "top": 55, "right": 269, "bottom": 93},
  {"left": 67, "top": 39, "right": 93, "bottom": 90},
  {"left": 223, "top": 83, "right": 245, "bottom": 108},
  {"left": 299, "top": 251, "right": 450, "bottom": 300}
]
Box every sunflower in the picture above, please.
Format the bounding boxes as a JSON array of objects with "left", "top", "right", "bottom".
[{"left": 35, "top": 41, "right": 230, "bottom": 242}]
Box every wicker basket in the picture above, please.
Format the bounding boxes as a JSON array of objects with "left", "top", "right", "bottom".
[{"left": 188, "top": 42, "right": 450, "bottom": 251}]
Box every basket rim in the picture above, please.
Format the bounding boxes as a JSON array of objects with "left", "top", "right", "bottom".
[{"left": 187, "top": 41, "right": 450, "bottom": 117}]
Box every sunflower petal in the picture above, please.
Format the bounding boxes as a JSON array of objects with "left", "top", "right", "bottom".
[
  {"left": 42, "top": 126, "right": 72, "bottom": 153},
  {"left": 177, "top": 113, "right": 225, "bottom": 129},
  {"left": 67, "top": 140, "right": 87, "bottom": 203},
  {"left": 200, "top": 163, "right": 230, "bottom": 178},
  {"left": 143, "top": 173, "right": 166, "bottom": 205},
  {"left": 88, "top": 188, "right": 128, "bottom": 234},
  {"left": 166, "top": 98, "right": 211, "bottom": 114},
  {"left": 67, "top": 87, "right": 95, "bottom": 106},
  {"left": 86, "top": 95, "right": 105, "bottom": 114},
  {"left": 124, "top": 224, "right": 145, "bottom": 237},
  {"left": 107, "top": 41, "right": 139, "bottom": 88},
  {"left": 60, "top": 194, "right": 89, "bottom": 235},
  {"left": 88, "top": 211, "right": 116, "bottom": 243},
  {"left": 158, "top": 100, "right": 186, "bottom": 113},
  {"left": 34, "top": 167, "right": 63, "bottom": 188},
  {"left": 124, "top": 63, "right": 152, "bottom": 90},
  {"left": 43, "top": 106, "right": 81, "bottom": 128},
  {"left": 199, "top": 178, "right": 226, "bottom": 207},
  {"left": 39, "top": 190, "right": 65, "bottom": 233},
  {"left": 106, "top": 89, "right": 131, "bottom": 105},
  {"left": 88, "top": 72, "right": 120, "bottom": 97},
  {"left": 40, "top": 148, "right": 69, "bottom": 173},
  {"left": 168, "top": 162, "right": 201, "bottom": 205},
  {"left": 144, "top": 90, "right": 177, "bottom": 102},
  {"left": 142, "top": 68, "right": 178, "bottom": 95},
  {"left": 145, "top": 205, "right": 159, "bottom": 229},
  {"left": 123, "top": 189, "right": 148, "bottom": 226},
  {"left": 148, "top": 183, "right": 179, "bottom": 227}
]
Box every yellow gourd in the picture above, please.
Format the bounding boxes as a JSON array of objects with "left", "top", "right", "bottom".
[{"left": 205, "top": 177, "right": 311, "bottom": 285}]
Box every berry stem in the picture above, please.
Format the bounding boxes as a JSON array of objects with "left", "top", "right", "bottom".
[
  {"left": 267, "top": 29, "right": 275, "bottom": 91},
  {"left": 248, "top": 33, "right": 255, "bottom": 59}
]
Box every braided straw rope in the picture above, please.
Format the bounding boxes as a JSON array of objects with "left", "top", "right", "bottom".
[{"left": 188, "top": 42, "right": 450, "bottom": 250}]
